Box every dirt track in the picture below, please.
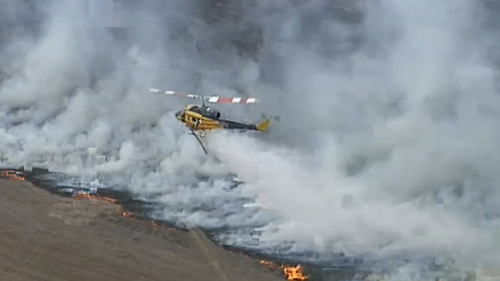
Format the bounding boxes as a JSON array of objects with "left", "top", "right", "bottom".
[{"left": 0, "top": 179, "right": 284, "bottom": 281}]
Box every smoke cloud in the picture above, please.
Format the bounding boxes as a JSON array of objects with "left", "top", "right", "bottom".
[{"left": 1, "top": 0, "right": 499, "bottom": 278}]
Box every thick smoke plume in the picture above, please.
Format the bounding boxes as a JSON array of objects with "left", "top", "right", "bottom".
[{"left": 1, "top": 0, "right": 500, "bottom": 278}]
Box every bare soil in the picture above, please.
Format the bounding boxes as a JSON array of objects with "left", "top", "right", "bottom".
[{"left": 0, "top": 179, "right": 284, "bottom": 281}]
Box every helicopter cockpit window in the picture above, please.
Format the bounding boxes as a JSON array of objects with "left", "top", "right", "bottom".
[
  {"left": 204, "top": 106, "right": 221, "bottom": 119},
  {"left": 189, "top": 106, "right": 201, "bottom": 114}
]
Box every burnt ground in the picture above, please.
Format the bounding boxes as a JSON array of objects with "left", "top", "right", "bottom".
[{"left": 0, "top": 178, "right": 286, "bottom": 281}]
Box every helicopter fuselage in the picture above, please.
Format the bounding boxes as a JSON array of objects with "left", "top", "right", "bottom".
[{"left": 175, "top": 104, "right": 259, "bottom": 132}]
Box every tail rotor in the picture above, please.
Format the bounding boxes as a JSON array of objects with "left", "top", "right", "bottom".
[{"left": 261, "top": 113, "right": 280, "bottom": 122}]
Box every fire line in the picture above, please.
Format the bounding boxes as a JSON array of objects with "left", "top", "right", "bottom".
[{"left": 0, "top": 170, "right": 26, "bottom": 181}]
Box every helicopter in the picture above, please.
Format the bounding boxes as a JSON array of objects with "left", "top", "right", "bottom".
[{"left": 149, "top": 88, "right": 279, "bottom": 154}]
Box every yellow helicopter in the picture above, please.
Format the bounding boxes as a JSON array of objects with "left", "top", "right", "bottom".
[{"left": 150, "top": 88, "right": 279, "bottom": 154}]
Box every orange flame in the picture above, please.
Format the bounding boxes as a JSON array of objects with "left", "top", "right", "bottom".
[
  {"left": 116, "top": 208, "right": 162, "bottom": 228},
  {"left": 260, "top": 260, "right": 282, "bottom": 270},
  {"left": 73, "top": 193, "right": 117, "bottom": 204},
  {"left": 0, "top": 170, "right": 25, "bottom": 181},
  {"left": 283, "top": 265, "right": 308, "bottom": 281},
  {"left": 260, "top": 260, "right": 309, "bottom": 280},
  {"left": 121, "top": 210, "right": 134, "bottom": 218}
]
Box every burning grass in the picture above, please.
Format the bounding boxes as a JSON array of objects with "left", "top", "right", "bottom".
[
  {"left": 0, "top": 170, "right": 26, "bottom": 181},
  {"left": 260, "top": 260, "right": 309, "bottom": 280},
  {"left": 72, "top": 193, "right": 169, "bottom": 229},
  {"left": 73, "top": 193, "right": 117, "bottom": 204}
]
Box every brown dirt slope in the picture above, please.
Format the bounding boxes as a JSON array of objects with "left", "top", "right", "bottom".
[{"left": 0, "top": 179, "right": 283, "bottom": 281}]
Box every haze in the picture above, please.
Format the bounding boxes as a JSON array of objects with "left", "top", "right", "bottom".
[{"left": 1, "top": 0, "right": 499, "bottom": 278}]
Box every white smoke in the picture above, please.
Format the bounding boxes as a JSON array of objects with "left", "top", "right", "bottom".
[{"left": 1, "top": 0, "right": 499, "bottom": 278}]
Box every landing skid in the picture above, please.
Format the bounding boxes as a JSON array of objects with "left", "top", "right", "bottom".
[{"left": 189, "top": 129, "right": 208, "bottom": 155}]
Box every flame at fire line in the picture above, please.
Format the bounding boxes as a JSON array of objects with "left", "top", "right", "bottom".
[
  {"left": 0, "top": 170, "right": 26, "bottom": 181},
  {"left": 73, "top": 193, "right": 117, "bottom": 204},
  {"left": 0, "top": 170, "right": 160, "bottom": 226},
  {"left": 74, "top": 193, "right": 162, "bottom": 227},
  {"left": 260, "top": 260, "right": 309, "bottom": 280}
]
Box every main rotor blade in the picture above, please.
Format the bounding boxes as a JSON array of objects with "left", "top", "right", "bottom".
[
  {"left": 205, "top": 96, "right": 259, "bottom": 104},
  {"left": 149, "top": 88, "right": 202, "bottom": 99},
  {"left": 149, "top": 88, "right": 260, "bottom": 104}
]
